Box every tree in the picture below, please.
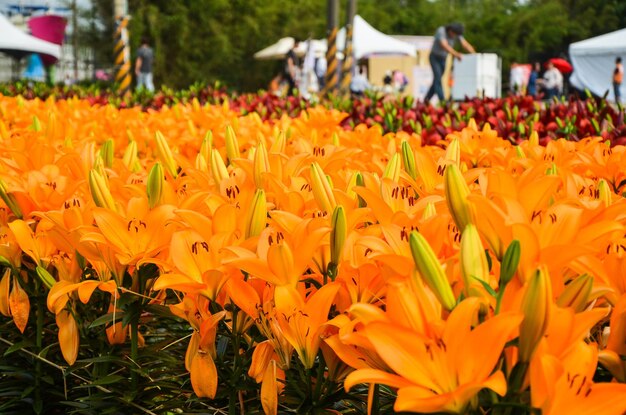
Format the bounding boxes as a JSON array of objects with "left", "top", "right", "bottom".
[{"left": 81, "top": 0, "right": 625, "bottom": 91}]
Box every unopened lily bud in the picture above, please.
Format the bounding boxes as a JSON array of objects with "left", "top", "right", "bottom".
[
  {"left": 191, "top": 97, "right": 200, "bottom": 111},
  {"left": 355, "top": 172, "right": 366, "bottom": 208},
  {"left": 155, "top": 131, "right": 178, "bottom": 178},
  {"left": 519, "top": 266, "right": 552, "bottom": 362},
  {"left": 422, "top": 202, "right": 437, "bottom": 220},
  {"left": 270, "top": 130, "right": 286, "bottom": 153},
  {"left": 310, "top": 162, "right": 337, "bottom": 213},
  {"left": 254, "top": 142, "right": 270, "bottom": 188},
  {"left": 245, "top": 189, "right": 267, "bottom": 238},
  {"left": 330, "top": 205, "right": 347, "bottom": 266},
  {"left": 0, "top": 119, "right": 8, "bottom": 140},
  {"left": 187, "top": 120, "right": 198, "bottom": 137},
  {"left": 9, "top": 275, "right": 29, "bottom": 333},
  {"left": 444, "top": 138, "right": 461, "bottom": 166},
  {"left": 36, "top": 266, "right": 55, "bottom": 290},
  {"left": 597, "top": 179, "right": 611, "bottom": 207},
  {"left": 331, "top": 132, "right": 339, "bottom": 146},
  {"left": 401, "top": 141, "right": 417, "bottom": 180},
  {"left": 31, "top": 116, "right": 42, "bottom": 132},
  {"left": 346, "top": 171, "right": 359, "bottom": 200},
  {"left": 123, "top": 140, "right": 139, "bottom": 172},
  {"left": 0, "top": 179, "right": 23, "bottom": 219},
  {"left": 383, "top": 153, "right": 401, "bottom": 181},
  {"left": 409, "top": 231, "right": 456, "bottom": 311},
  {"left": 529, "top": 131, "right": 539, "bottom": 146},
  {"left": 147, "top": 163, "right": 164, "bottom": 209},
  {"left": 247, "top": 146, "right": 256, "bottom": 161},
  {"left": 92, "top": 154, "right": 106, "bottom": 177},
  {"left": 500, "top": 240, "right": 521, "bottom": 286},
  {"left": 195, "top": 153, "right": 208, "bottom": 172},
  {"left": 0, "top": 268, "right": 11, "bottom": 316},
  {"left": 56, "top": 309, "right": 79, "bottom": 365},
  {"left": 100, "top": 139, "right": 114, "bottom": 168},
  {"left": 200, "top": 131, "right": 213, "bottom": 162},
  {"left": 516, "top": 146, "right": 526, "bottom": 159},
  {"left": 210, "top": 149, "right": 229, "bottom": 184},
  {"left": 467, "top": 118, "right": 478, "bottom": 131},
  {"left": 460, "top": 224, "right": 489, "bottom": 295},
  {"left": 126, "top": 128, "right": 135, "bottom": 143},
  {"left": 444, "top": 163, "right": 475, "bottom": 233},
  {"left": 88, "top": 169, "right": 116, "bottom": 211},
  {"left": 248, "top": 340, "right": 275, "bottom": 383},
  {"left": 225, "top": 125, "right": 240, "bottom": 164},
  {"left": 556, "top": 274, "right": 593, "bottom": 312}
]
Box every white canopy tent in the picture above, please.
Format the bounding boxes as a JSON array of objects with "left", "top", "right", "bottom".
[
  {"left": 253, "top": 15, "right": 415, "bottom": 61},
  {"left": 0, "top": 13, "right": 61, "bottom": 59},
  {"left": 337, "top": 15, "right": 416, "bottom": 59},
  {"left": 569, "top": 29, "right": 626, "bottom": 101}
]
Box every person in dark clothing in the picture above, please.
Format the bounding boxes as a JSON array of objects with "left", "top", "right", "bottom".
[
  {"left": 135, "top": 37, "right": 154, "bottom": 92},
  {"left": 615, "top": 57, "right": 623, "bottom": 103},
  {"left": 424, "top": 23, "right": 475, "bottom": 104},
  {"left": 284, "top": 38, "right": 301, "bottom": 96},
  {"left": 527, "top": 62, "right": 541, "bottom": 97}
]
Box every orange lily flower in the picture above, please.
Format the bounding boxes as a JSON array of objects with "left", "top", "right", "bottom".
[
  {"left": 81, "top": 196, "right": 177, "bottom": 266},
  {"left": 344, "top": 298, "right": 522, "bottom": 414},
  {"left": 274, "top": 282, "right": 340, "bottom": 369}
]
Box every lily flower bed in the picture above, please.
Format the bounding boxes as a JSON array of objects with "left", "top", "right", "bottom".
[
  {"left": 0, "top": 95, "right": 626, "bottom": 414},
  {"left": 2, "top": 82, "right": 625, "bottom": 145}
]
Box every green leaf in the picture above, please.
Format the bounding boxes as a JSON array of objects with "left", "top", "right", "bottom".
[
  {"left": 472, "top": 276, "right": 497, "bottom": 297},
  {"left": 88, "top": 312, "right": 124, "bottom": 329},
  {"left": 86, "top": 375, "right": 126, "bottom": 386},
  {"left": 3, "top": 341, "right": 33, "bottom": 356},
  {"left": 144, "top": 304, "right": 176, "bottom": 319}
]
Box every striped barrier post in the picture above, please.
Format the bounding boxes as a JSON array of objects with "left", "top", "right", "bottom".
[
  {"left": 339, "top": 0, "right": 356, "bottom": 95},
  {"left": 323, "top": 0, "right": 339, "bottom": 95},
  {"left": 114, "top": 16, "right": 131, "bottom": 97}
]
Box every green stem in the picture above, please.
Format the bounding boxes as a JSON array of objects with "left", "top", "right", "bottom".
[
  {"left": 229, "top": 305, "right": 240, "bottom": 415},
  {"left": 130, "top": 315, "right": 139, "bottom": 393},
  {"left": 312, "top": 354, "right": 325, "bottom": 404},
  {"left": 495, "top": 290, "right": 504, "bottom": 314},
  {"left": 371, "top": 383, "right": 380, "bottom": 415},
  {"left": 306, "top": 368, "right": 313, "bottom": 406},
  {"left": 498, "top": 361, "right": 529, "bottom": 415},
  {"left": 35, "top": 286, "right": 44, "bottom": 414},
  {"left": 509, "top": 361, "right": 529, "bottom": 393}
]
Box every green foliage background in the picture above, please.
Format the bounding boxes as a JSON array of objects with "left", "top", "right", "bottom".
[{"left": 85, "top": 0, "right": 626, "bottom": 91}]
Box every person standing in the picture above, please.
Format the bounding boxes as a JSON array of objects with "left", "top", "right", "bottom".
[
  {"left": 135, "top": 37, "right": 155, "bottom": 92},
  {"left": 350, "top": 66, "right": 370, "bottom": 96},
  {"left": 424, "top": 22, "right": 475, "bottom": 104},
  {"left": 614, "top": 57, "right": 623, "bottom": 103},
  {"left": 541, "top": 61, "right": 563, "bottom": 101},
  {"left": 315, "top": 52, "right": 327, "bottom": 90},
  {"left": 284, "top": 38, "right": 301, "bottom": 96},
  {"left": 527, "top": 62, "right": 541, "bottom": 97}
]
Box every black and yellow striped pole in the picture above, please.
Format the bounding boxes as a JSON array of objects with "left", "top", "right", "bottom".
[
  {"left": 339, "top": 0, "right": 356, "bottom": 95},
  {"left": 323, "top": 0, "right": 339, "bottom": 95},
  {"left": 114, "top": 0, "right": 131, "bottom": 97}
]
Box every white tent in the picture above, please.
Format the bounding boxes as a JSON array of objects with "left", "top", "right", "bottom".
[
  {"left": 253, "top": 15, "right": 415, "bottom": 61},
  {"left": 569, "top": 29, "right": 626, "bottom": 101},
  {"left": 0, "top": 13, "right": 61, "bottom": 59},
  {"left": 337, "top": 15, "right": 416, "bottom": 59}
]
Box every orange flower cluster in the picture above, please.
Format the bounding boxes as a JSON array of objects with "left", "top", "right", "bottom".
[{"left": 1, "top": 95, "right": 626, "bottom": 414}]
